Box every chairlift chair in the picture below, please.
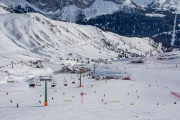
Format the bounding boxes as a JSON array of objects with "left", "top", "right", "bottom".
[
  {"left": 64, "top": 78, "right": 68, "bottom": 86},
  {"left": 51, "top": 80, "right": 57, "bottom": 87},
  {"left": 29, "top": 83, "right": 35, "bottom": 88},
  {"left": 36, "top": 81, "right": 41, "bottom": 86},
  {"left": 29, "top": 81, "right": 36, "bottom": 88},
  {"left": 7, "top": 77, "right": 14, "bottom": 83},
  {"left": 72, "top": 79, "right": 75, "bottom": 84},
  {"left": 51, "top": 83, "right": 56, "bottom": 87},
  {"left": 72, "top": 81, "right": 75, "bottom": 84},
  {"left": 51, "top": 82, "right": 56, "bottom": 87}
]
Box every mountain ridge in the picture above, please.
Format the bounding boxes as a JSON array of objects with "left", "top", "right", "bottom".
[
  {"left": 1, "top": 0, "right": 180, "bottom": 22},
  {"left": 0, "top": 12, "right": 161, "bottom": 62},
  {"left": 0, "top": 0, "right": 180, "bottom": 47}
]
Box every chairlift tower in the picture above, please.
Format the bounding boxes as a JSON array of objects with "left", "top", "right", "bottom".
[
  {"left": 78, "top": 68, "right": 85, "bottom": 87},
  {"left": 39, "top": 76, "right": 52, "bottom": 106}
]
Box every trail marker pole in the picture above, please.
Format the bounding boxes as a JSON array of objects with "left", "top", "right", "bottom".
[
  {"left": 80, "top": 72, "right": 82, "bottom": 87},
  {"left": 11, "top": 61, "right": 14, "bottom": 69},
  {"left": 80, "top": 92, "right": 84, "bottom": 103},
  {"left": 21, "top": 61, "right": 23, "bottom": 66}
]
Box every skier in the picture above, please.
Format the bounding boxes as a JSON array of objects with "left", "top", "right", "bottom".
[
  {"left": 101, "top": 99, "right": 104, "bottom": 104},
  {"left": 16, "top": 103, "right": 19, "bottom": 108}
]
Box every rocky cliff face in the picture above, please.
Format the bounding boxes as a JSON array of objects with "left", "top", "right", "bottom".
[
  {"left": 26, "top": 0, "right": 73, "bottom": 11},
  {"left": 74, "top": 0, "right": 95, "bottom": 9},
  {"left": 0, "top": 0, "right": 136, "bottom": 22},
  {"left": 148, "top": 0, "right": 179, "bottom": 10},
  {"left": 1, "top": 0, "right": 179, "bottom": 21},
  {"left": 26, "top": 0, "right": 99, "bottom": 11}
]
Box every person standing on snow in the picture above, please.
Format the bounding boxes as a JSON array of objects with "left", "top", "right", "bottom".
[{"left": 16, "top": 103, "right": 19, "bottom": 108}]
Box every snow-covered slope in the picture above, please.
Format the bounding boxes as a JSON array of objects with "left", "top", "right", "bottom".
[
  {"left": 0, "top": 6, "right": 9, "bottom": 14},
  {"left": 0, "top": 49, "right": 180, "bottom": 120},
  {"left": 0, "top": 12, "right": 160, "bottom": 64}
]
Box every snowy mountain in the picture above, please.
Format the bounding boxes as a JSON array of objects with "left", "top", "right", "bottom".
[
  {"left": 0, "top": 6, "right": 9, "bottom": 14},
  {"left": 0, "top": 12, "right": 161, "bottom": 64},
  {"left": 0, "top": 0, "right": 180, "bottom": 48},
  {"left": 148, "top": 0, "right": 180, "bottom": 11},
  {"left": 132, "top": 0, "right": 180, "bottom": 11},
  {"left": 0, "top": 0, "right": 137, "bottom": 22},
  {"left": 0, "top": 0, "right": 180, "bottom": 22},
  {"left": 1, "top": 3, "right": 180, "bottom": 120}
]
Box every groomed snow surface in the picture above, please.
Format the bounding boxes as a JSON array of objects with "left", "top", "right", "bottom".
[{"left": 0, "top": 51, "right": 180, "bottom": 120}]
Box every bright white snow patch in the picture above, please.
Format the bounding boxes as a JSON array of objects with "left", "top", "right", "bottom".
[
  {"left": 0, "top": 6, "right": 9, "bottom": 14},
  {"left": 145, "top": 13, "right": 166, "bottom": 17}
]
